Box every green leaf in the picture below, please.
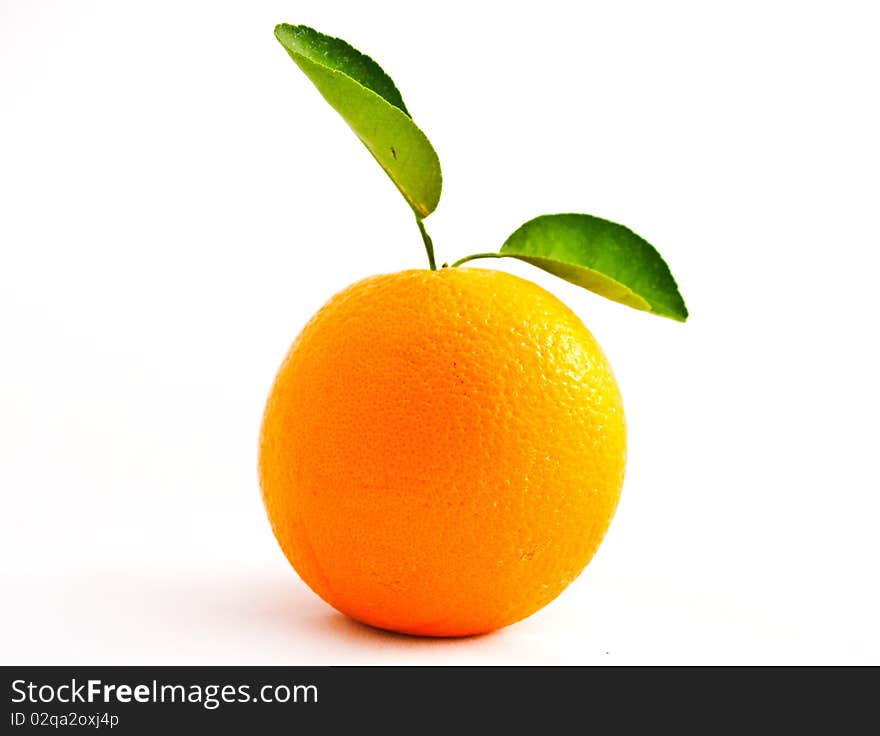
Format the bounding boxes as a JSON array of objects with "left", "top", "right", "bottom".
[
  {"left": 274, "top": 23, "right": 442, "bottom": 218},
  {"left": 499, "top": 214, "right": 688, "bottom": 321}
]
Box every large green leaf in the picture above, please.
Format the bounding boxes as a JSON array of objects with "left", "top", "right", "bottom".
[
  {"left": 274, "top": 24, "right": 442, "bottom": 218},
  {"left": 499, "top": 214, "right": 688, "bottom": 321}
]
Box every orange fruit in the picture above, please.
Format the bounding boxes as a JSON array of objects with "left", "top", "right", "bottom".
[{"left": 258, "top": 267, "right": 626, "bottom": 637}]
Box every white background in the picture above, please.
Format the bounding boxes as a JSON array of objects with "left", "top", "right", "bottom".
[{"left": 2, "top": 0, "right": 878, "bottom": 665}]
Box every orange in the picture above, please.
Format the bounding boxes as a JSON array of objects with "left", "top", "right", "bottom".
[{"left": 258, "top": 267, "right": 626, "bottom": 637}]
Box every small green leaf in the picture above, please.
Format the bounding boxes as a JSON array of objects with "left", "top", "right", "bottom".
[
  {"left": 499, "top": 214, "right": 688, "bottom": 321},
  {"left": 274, "top": 24, "right": 442, "bottom": 218}
]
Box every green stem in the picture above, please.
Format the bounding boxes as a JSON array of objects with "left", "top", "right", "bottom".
[
  {"left": 449, "top": 252, "right": 504, "bottom": 268},
  {"left": 416, "top": 218, "right": 437, "bottom": 270}
]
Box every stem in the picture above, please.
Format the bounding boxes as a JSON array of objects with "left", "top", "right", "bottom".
[
  {"left": 449, "top": 252, "right": 504, "bottom": 268},
  {"left": 416, "top": 218, "right": 437, "bottom": 271}
]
